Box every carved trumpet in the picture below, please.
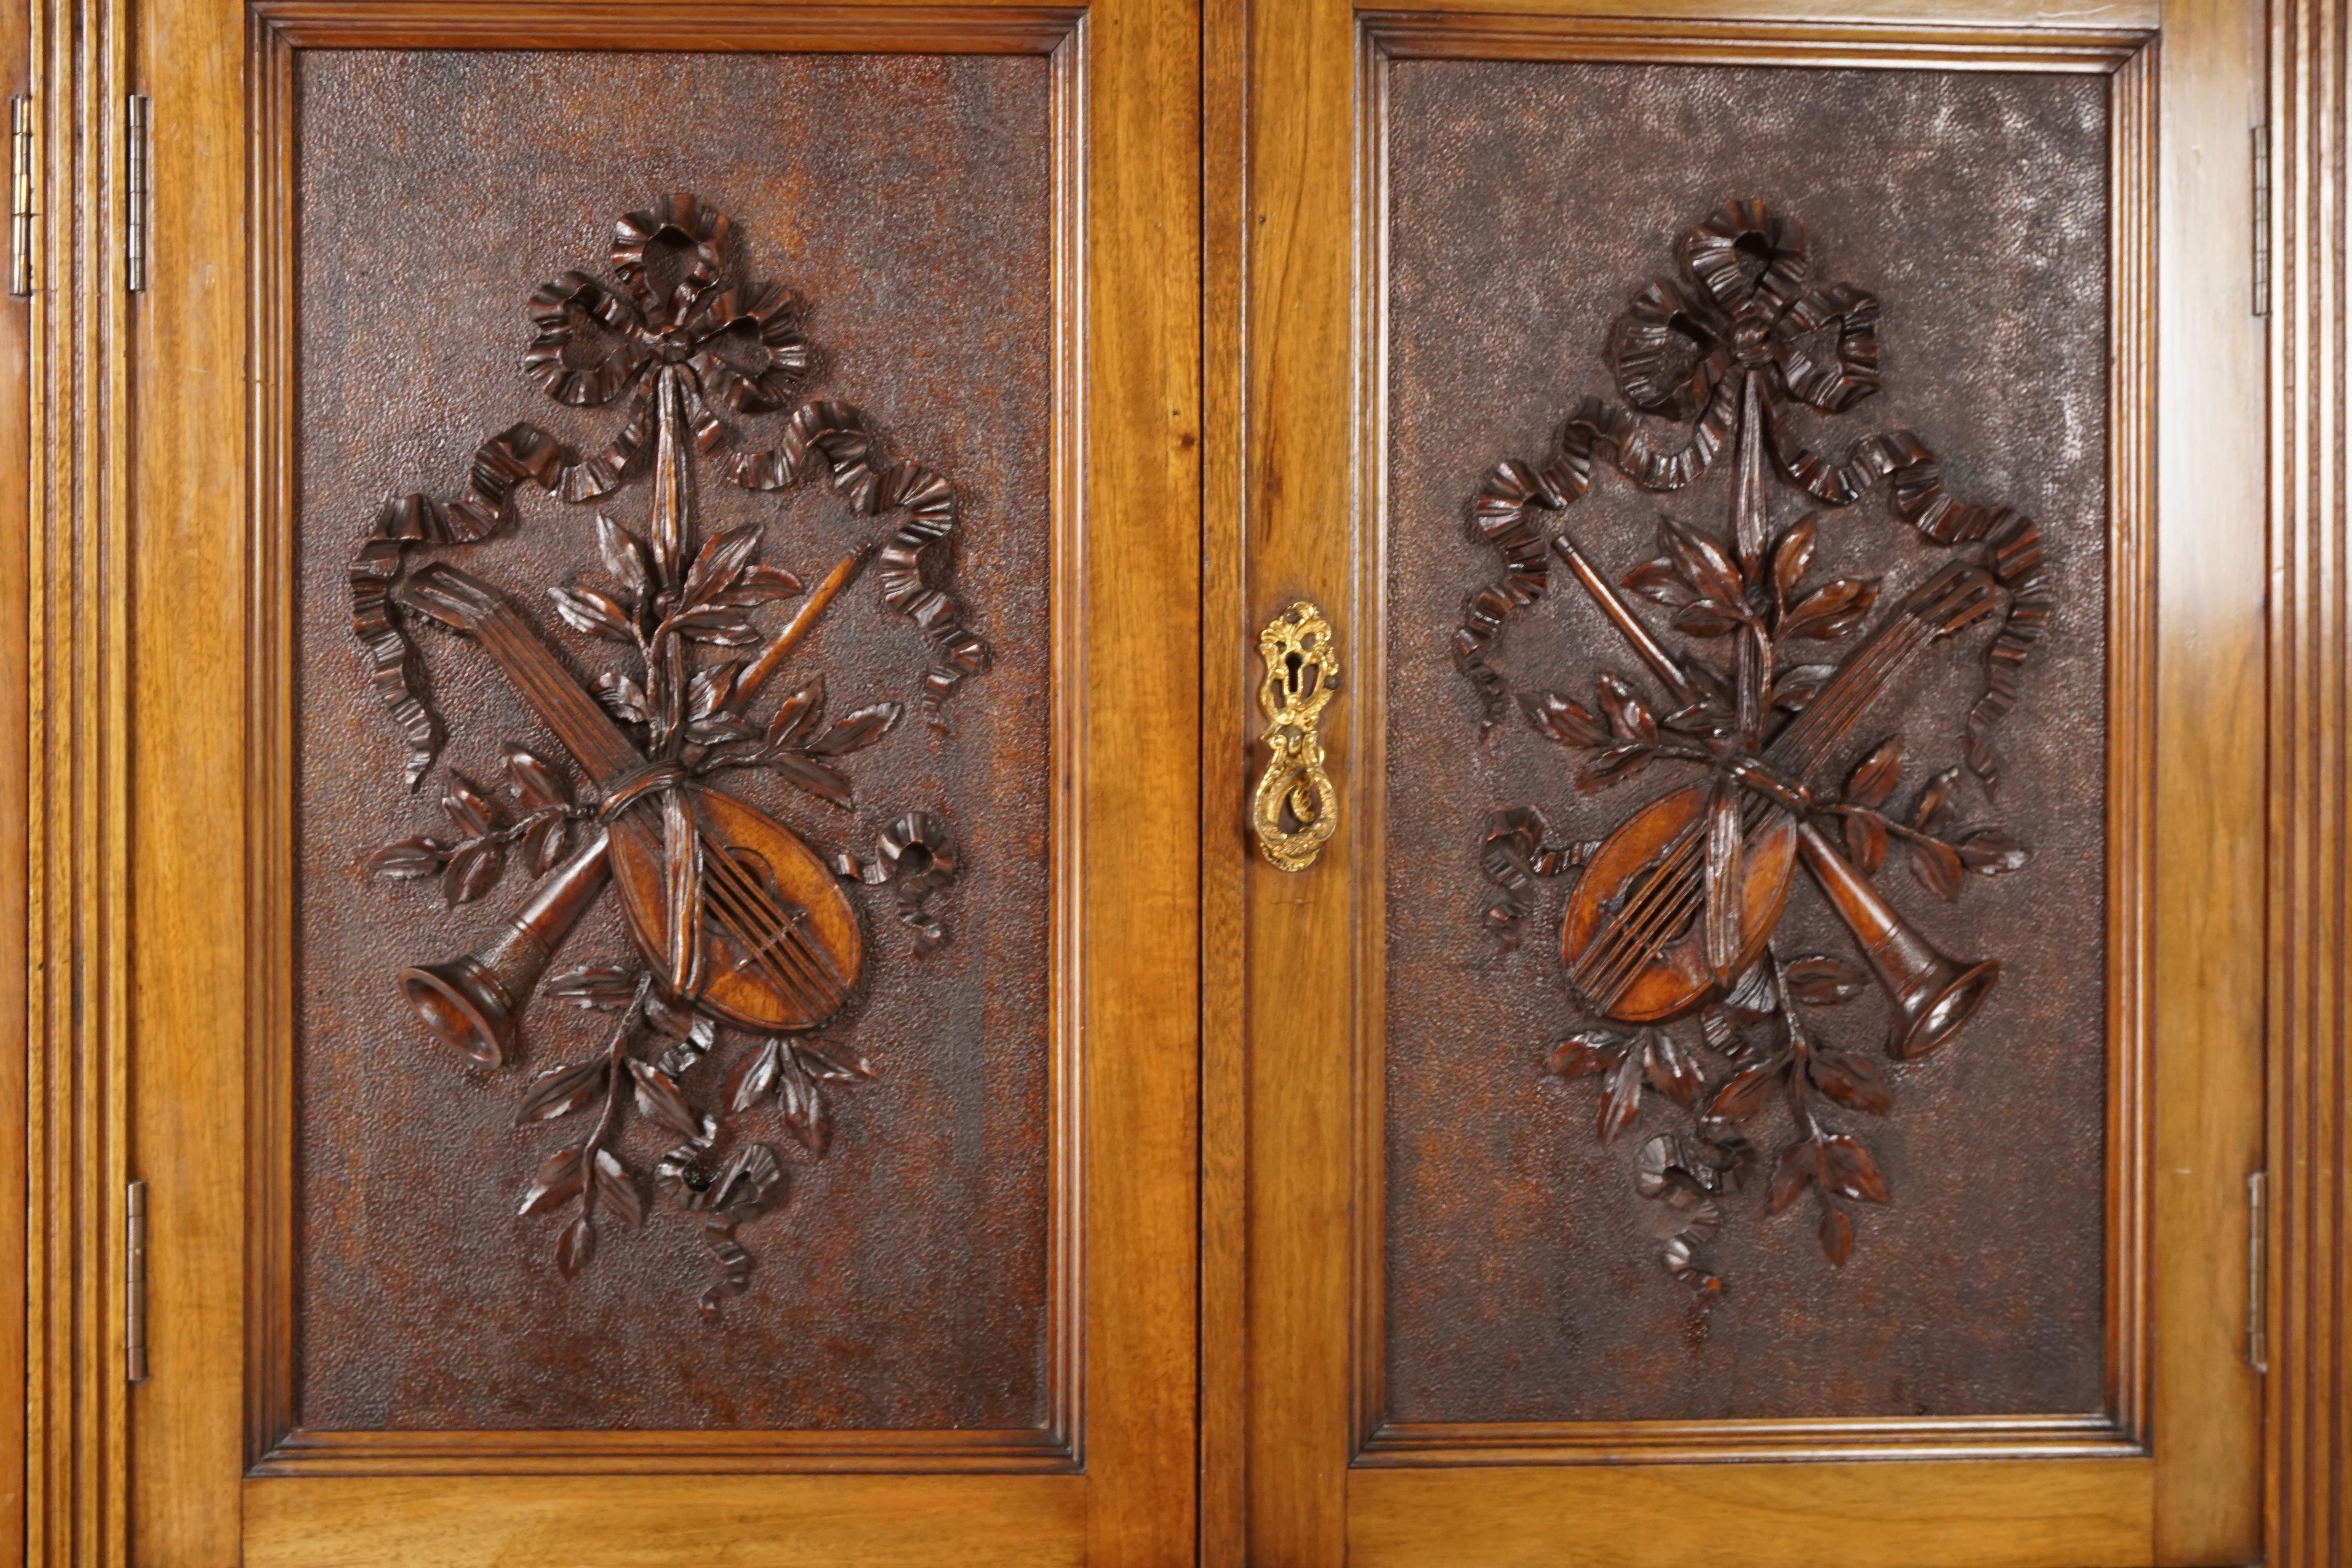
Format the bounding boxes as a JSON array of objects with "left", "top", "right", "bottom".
[
  {"left": 1793, "top": 820, "right": 1998, "bottom": 1059},
  {"left": 399, "top": 831, "right": 612, "bottom": 1067}
]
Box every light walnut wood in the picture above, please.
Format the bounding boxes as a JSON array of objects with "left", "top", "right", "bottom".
[
  {"left": 242, "top": 1475, "right": 1088, "bottom": 1568},
  {"left": 25, "top": 0, "right": 136, "bottom": 1565},
  {"left": 2265, "top": 2, "right": 2352, "bottom": 1564},
  {"left": 1349, "top": 1459, "right": 2155, "bottom": 1568},
  {"left": 2149, "top": 2, "right": 2268, "bottom": 1562}
]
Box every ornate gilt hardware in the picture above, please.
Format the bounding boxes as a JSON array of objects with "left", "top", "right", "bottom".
[{"left": 1252, "top": 600, "right": 1339, "bottom": 873}]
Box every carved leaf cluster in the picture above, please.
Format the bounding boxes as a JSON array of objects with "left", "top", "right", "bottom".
[{"left": 365, "top": 745, "right": 581, "bottom": 907}]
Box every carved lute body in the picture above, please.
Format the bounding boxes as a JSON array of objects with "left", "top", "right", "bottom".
[
  {"left": 1562, "top": 560, "right": 1998, "bottom": 1022},
  {"left": 398, "top": 562, "right": 860, "bottom": 1033}
]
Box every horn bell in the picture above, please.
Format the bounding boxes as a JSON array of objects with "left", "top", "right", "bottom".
[
  {"left": 1792, "top": 821, "right": 1999, "bottom": 1061},
  {"left": 397, "top": 831, "right": 612, "bottom": 1067}
]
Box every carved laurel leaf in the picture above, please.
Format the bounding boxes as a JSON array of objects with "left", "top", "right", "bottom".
[
  {"left": 1820, "top": 1133, "right": 1890, "bottom": 1203},
  {"left": 594, "top": 514, "right": 652, "bottom": 606},
  {"left": 778, "top": 1054, "right": 832, "bottom": 1157},
  {"left": 549, "top": 584, "right": 637, "bottom": 642},
  {"left": 593, "top": 671, "right": 654, "bottom": 726},
  {"left": 1520, "top": 690, "right": 1609, "bottom": 748},
  {"left": 795, "top": 1041, "right": 877, "bottom": 1082},
  {"left": 1596, "top": 1048, "right": 1644, "bottom": 1143},
  {"left": 725, "top": 1038, "right": 783, "bottom": 1112},
  {"left": 1642, "top": 1030, "right": 1705, "bottom": 1108},
  {"left": 1784, "top": 954, "right": 1869, "bottom": 1006},
  {"left": 1807, "top": 1047, "right": 1893, "bottom": 1115},
  {"left": 1593, "top": 670, "right": 1657, "bottom": 744},
  {"left": 555, "top": 1214, "right": 596, "bottom": 1278},
  {"left": 1547, "top": 1028, "right": 1630, "bottom": 1079},
  {"left": 728, "top": 563, "right": 804, "bottom": 606},
  {"left": 1671, "top": 599, "right": 1746, "bottom": 639},
  {"left": 1658, "top": 518, "right": 1743, "bottom": 608},
  {"left": 366, "top": 835, "right": 450, "bottom": 879},
  {"left": 1769, "top": 663, "right": 1837, "bottom": 712},
  {"left": 1771, "top": 516, "right": 1817, "bottom": 610},
  {"left": 443, "top": 773, "right": 503, "bottom": 837},
  {"left": 1706, "top": 1054, "right": 1786, "bottom": 1122},
  {"left": 519, "top": 1144, "right": 586, "bottom": 1216},
  {"left": 1843, "top": 808, "right": 1889, "bottom": 874},
  {"left": 441, "top": 839, "right": 505, "bottom": 907},
  {"left": 516, "top": 1059, "right": 608, "bottom": 1125},
  {"left": 766, "top": 678, "right": 826, "bottom": 750},
  {"left": 806, "top": 701, "right": 902, "bottom": 757},
  {"left": 1905, "top": 833, "right": 1966, "bottom": 902},
  {"left": 593, "top": 1148, "right": 646, "bottom": 1227},
  {"left": 765, "top": 753, "right": 854, "bottom": 809},
  {"left": 671, "top": 606, "right": 762, "bottom": 645},
  {"left": 503, "top": 746, "right": 570, "bottom": 812},
  {"left": 1911, "top": 765, "right": 1961, "bottom": 835},
  {"left": 1818, "top": 1205, "right": 1855, "bottom": 1265},
  {"left": 1577, "top": 742, "right": 1654, "bottom": 793},
  {"left": 1845, "top": 735, "right": 1902, "bottom": 809},
  {"left": 544, "top": 965, "right": 642, "bottom": 1011},
  {"left": 1768, "top": 1139, "right": 1820, "bottom": 1212},
  {"left": 521, "top": 815, "right": 570, "bottom": 877},
  {"left": 628, "top": 1059, "right": 702, "bottom": 1140},
  {"left": 1958, "top": 827, "right": 2031, "bottom": 876},
  {"left": 1621, "top": 557, "right": 1695, "bottom": 609},
  {"left": 687, "top": 661, "right": 742, "bottom": 721},
  {"left": 1779, "top": 578, "right": 1880, "bottom": 641},
  {"left": 682, "top": 522, "right": 762, "bottom": 609}
]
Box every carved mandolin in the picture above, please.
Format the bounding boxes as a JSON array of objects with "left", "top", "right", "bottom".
[
  {"left": 397, "top": 561, "right": 861, "bottom": 1033},
  {"left": 1561, "top": 558, "right": 1999, "bottom": 1022}
]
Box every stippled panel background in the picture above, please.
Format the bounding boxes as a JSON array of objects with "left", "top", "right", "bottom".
[
  {"left": 292, "top": 50, "right": 1055, "bottom": 1432},
  {"left": 1384, "top": 60, "right": 2111, "bottom": 1423}
]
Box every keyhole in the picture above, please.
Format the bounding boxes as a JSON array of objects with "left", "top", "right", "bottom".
[{"left": 1285, "top": 649, "right": 1304, "bottom": 696}]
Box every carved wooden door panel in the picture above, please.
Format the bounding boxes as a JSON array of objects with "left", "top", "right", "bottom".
[
  {"left": 1221, "top": 1, "right": 2268, "bottom": 1564},
  {"left": 127, "top": 2, "right": 1196, "bottom": 1563}
]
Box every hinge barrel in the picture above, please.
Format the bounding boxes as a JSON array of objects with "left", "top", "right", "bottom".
[
  {"left": 2247, "top": 1170, "right": 2268, "bottom": 1373},
  {"left": 125, "top": 1179, "right": 147, "bottom": 1383},
  {"left": 9, "top": 95, "right": 32, "bottom": 299},
  {"left": 2254, "top": 124, "right": 2272, "bottom": 318},
  {"left": 125, "top": 94, "right": 148, "bottom": 294}
]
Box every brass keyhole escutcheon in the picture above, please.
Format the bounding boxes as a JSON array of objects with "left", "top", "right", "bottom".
[{"left": 1252, "top": 600, "right": 1339, "bottom": 872}]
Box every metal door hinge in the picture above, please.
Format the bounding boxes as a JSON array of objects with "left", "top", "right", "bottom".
[
  {"left": 125, "top": 1179, "right": 147, "bottom": 1383},
  {"left": 124, "top": 94, "right": 148, "bottom": 294},
  {"left": 9, "top": 95, "right": 32, "bottom": 299},
  {"left": 2246, "top": 1170, "right": 2267, "bottom": 1374},
  {"left": 2253, "top": 125, "right": 2272, "bottom": 318}
]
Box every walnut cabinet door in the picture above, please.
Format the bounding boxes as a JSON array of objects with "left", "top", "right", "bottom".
[
  {"left": 1212, "top": 2, "right": 2268, "bottom": 1565},
  {"left": 123, "top": 1, "right": 1198, "bottom": 1563}
]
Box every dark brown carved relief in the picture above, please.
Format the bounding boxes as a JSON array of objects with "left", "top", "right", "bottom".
[
  {"left": 1465, "top": 198, "right": 2041, "bottom": 1287},
  {"left": 1383, "top": 61, "right": 2111, "bottom": 1423},
  {"left": 293, "top": 51, "right": 1055, "bottom": 1433},
  {"left": 355, "top": 194, "right": 978, "bottom": 1309}
]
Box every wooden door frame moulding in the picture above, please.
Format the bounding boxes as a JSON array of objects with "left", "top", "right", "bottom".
[
  {"left": 240, "top": 0, "right": 1091, "bottom": 1479},
  {"left": 2265, "top": 2, "right": 2352, "bottom": 1565},
  {"left": 21, "top": 0, "right": 134, "bottom": 1562},
  {"left": 1347, "top": 11, "right": 2160, "bottom": 1470}
]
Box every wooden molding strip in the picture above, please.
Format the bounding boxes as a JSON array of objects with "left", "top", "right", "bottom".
[
  {"left": 25, "top": 0, "right": 132, "bottom": 1562},
  {"left": 2267, "top": 2, "right": 2352, "bottom": 1564},
  {"left": 249, "top": 0, "right": 1082, "bottom": 53}
]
